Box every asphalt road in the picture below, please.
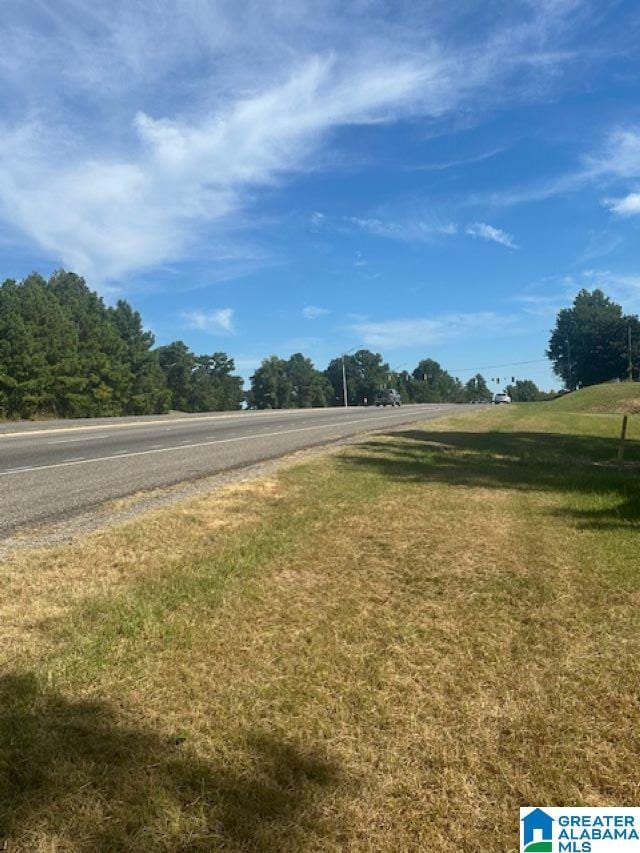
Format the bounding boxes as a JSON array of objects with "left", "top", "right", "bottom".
[{"left": 0, "top": 404, "right": 461, "bottom": 538}]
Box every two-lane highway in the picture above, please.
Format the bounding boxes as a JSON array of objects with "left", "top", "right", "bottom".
[{"left": 0, "top": 404, "right": 461, "bottom": 537}]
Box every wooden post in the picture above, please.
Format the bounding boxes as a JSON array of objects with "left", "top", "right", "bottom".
[{"left": 618, "top": 415, "right": 628, "bottom": 470}]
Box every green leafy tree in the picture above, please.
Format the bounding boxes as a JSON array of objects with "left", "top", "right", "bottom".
[
  {"left": 248, "top": 353, "right": 332, "bottom": 409},
  {"left": 394, "top": 369, "right": 414, "bottom": 402},
  {"left": 208, "top": 352, "right": 244, "bottom": 411},
  {"left": 505, "top": 379, "right": 545, "bottom": 401},
  {"left": 548, "top": 289, "right": 640, "bottom": 388},
  {"left": 249, "top": 356, "right": 292, "bottom": 409},
  {"left": 156, "top": 342, "right": 196, "bottom": 411},
  {"left": 325, "top": 349, "right": 390, "bottom": 405},
  {"left": 187, "top": 353, "right": 244, "bottom": 412},
  {"left": 463, "top": 373, "right": 492, "bottom": 402},
  {"left": 286, "top": 353, "right": 332, "bottom": 408},
  {"left": 411, "top": 359, "right": 463, "bottom": 402}
]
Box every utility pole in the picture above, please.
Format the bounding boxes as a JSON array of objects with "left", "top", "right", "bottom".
[
  {"left": 341, "top": 354, "right": 348, "bottom": 407},
  {"left": 628, "top": 325, "right": 633, "bottom": 382},
  {"left": 340, "top": 345, "right": 359, "bottom": 407}
]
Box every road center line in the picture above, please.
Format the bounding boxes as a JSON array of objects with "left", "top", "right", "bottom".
[{"left": 0, "top": 411, "right": 414, "bottom": 477}]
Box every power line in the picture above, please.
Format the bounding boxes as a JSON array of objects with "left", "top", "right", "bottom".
[{"left": 448, "top": 358, "right": 549, "bottom": 373}]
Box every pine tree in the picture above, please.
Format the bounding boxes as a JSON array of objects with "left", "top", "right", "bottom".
[{"left": 110, "top": 301, "right": 170, "bottom": 414}]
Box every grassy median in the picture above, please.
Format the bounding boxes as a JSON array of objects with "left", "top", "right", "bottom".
[{"left": 1, "top": 403, "right": 640, "bottom": 851}]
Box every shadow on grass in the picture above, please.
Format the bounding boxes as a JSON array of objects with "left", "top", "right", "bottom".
[
  {"left": 342, "top": 428, "right": 640, "bottom": 530},
  {"left": 0, "top": 673, "right": 341, "bottom": 851}
]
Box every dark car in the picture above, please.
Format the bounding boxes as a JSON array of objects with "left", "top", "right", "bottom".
[{"left": 375, "top": 389, "right": 402, "bottom": 407}]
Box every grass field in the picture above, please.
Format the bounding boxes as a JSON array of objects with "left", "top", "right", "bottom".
[
  {"left": 1, "top": 404, "right": 640, "bottom": 851},
  {"left": 550, "top": 381, "right": 640, "bottom": 414}
]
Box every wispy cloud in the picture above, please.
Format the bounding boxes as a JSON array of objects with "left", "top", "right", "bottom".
[
  {"left": 348, "top": 217, "right": 457, "bottom": 242},
  {"left": 515, "top": 289, "right": 572, "bottom": 321},
  {"left": 585, "top": 127, "right": 640, "bottom": 181},
  {"left": 581, "top": 269, "right": 640, "bottom": 306},
  {"left": 514, "top": 268, "right": 640, "bottom": 321},
  {"left": 466, "top": 222, "right": 518, "bottom": 249},
  {"left": 488, "top": 126, "right": 640, "bottom": 209},
  {"left": 309, "top": 211, "right": 326, "bottom": 229},
  {"left": 409, "top": 147, "right": 505, "bottom": 172},
  {"left": 350, "top": 312, "right": 516, "bottom": 349},
  {"left": 0, "top": 0, "right": 594, "bottom": 284},
  {"left": 302, "top": 305, "right": 329, "bottom": 319},
  {"left": 603, "top": 192, "right": 640, "bottom": 217},
  {"left": 182, "top": 307, "right": 235, "bottom": 335},
  {"left": 580, "top": 229, "right": 623, "bottom": 262}
]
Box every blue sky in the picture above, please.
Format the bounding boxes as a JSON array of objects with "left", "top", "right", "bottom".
[{"left": 2, "top": 1, "right": 640, "bottom": 389}]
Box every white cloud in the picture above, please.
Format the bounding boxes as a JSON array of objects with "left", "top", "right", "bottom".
[
  {"left": 580, "top": 229, "right": 623, "bottom": 262},
  {"left": 182, "top": 307, "right": 235, "bottom": 334},
  {"left": 515, "top": 290, "right": 571, "bottom": 320},
  {"left": 466, "top": 222, "right": 518, "bottom": 249},
  {"left": 585, "top": 128, "right": 640, "bottom": 181},
  {"left": 348, "top": 217, "right": 458, "bottom": 242},
  {"left": 488, "top": 126, "right": 640, "bottom": 209},
  {"left": 310, "top": 211, "right": 326, "bottom": 228},
  {"left": 0, "top": 0, "right": 590, "bottom": 283},
  {"left": 580, "top": 269, "right": 640, "bottom": 306},
  {"left": 515, "top": 268, "right": 640, "bottom": 322},
  {"left": 410, "top": 147, "right": 506, "bottom": 172},
  {"left": 603, "top": 192, "right": 640, "bottom": 217},
  {"left": 351, "top": 312, "right": 515, "bottom": 349},
  {"left": 302, "top": 305, "right": 329, "bottom": 319}
]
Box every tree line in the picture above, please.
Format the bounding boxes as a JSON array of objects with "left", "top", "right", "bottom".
[
  {"left": 2, "top": 268, "right": 578, "bottom": 421},
  {"left": 248, "top": 353, "right": 553, "bottom": 408},
  {"left": 0, "top": 271, "right": 243, "bottom": 419}
]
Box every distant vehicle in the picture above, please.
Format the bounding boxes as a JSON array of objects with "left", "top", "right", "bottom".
[
  {"left": 375, "top": 389, "right": 402, "bottom": 407},
  {"left": 494, "top": 392, "right": 512, "bottom": 404},
  {"left": 470, "top": 399, "right": 491, "bottom": 404}
]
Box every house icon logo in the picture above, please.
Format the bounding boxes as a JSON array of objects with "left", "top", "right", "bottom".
[{"left": 521, "top": 808, "right": 554, "bottom": 852}]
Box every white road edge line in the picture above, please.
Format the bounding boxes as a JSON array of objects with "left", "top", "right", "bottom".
[
  {"left": 0, "top": 405, "right": 372, "bottom": 440},
  {"left": 47, "top": 435, "right": 110, "bottom": 445},
  {"left": 0, "top": 412, "right": 414, "bottom": 477}
]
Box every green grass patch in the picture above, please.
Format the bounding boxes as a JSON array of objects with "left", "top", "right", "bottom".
[{"left": 550, "top": 381, "right": 640, "bottom": 414}]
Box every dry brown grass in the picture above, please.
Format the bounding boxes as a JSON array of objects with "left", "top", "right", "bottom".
[
  {"left": 0, "top": 478, "right": 284, "bottom": 666},
  {"left": 617, "top": 399, "right": 640, "bottom": 414},
  {"left": 2, "top": 407, "right": 640, "bottom": 851}
]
